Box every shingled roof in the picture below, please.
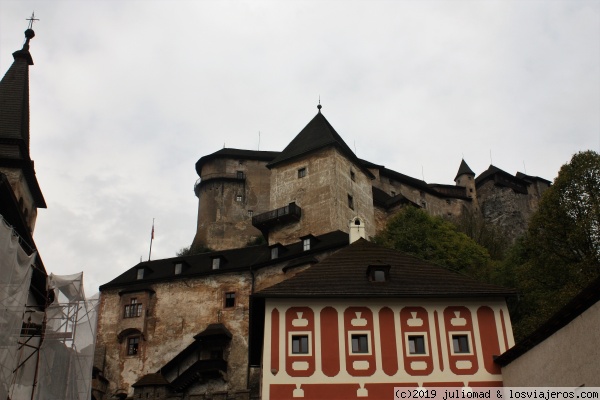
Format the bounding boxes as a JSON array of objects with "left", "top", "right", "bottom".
[
  {"left": 455, "top": 159, "right": 475, "bottom": 181},
  {"left": 0, "top": 29, "right": 45, "bottom": 208},
  {"left": 255, "top": 239, "right": 514, "bottom": 299},
  {"left": 266, "top": 110, "right": 374, "bottom": 178}
]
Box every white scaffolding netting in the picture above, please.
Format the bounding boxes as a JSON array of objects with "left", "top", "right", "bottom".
[
  {"left": 34, "top": 273, "right": 99, "bottom": 400},
  {"left": 0, "top": 217, "right": 36, "bottom": 400}
]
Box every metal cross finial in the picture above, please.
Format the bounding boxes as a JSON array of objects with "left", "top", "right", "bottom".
[{"left": 26, "top": 12, "right": 39, "bottom": 29}]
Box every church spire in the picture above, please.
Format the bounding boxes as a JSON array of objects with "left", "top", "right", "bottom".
[{"left": 0, "top": 16, "right": 46, "bottom": 215}]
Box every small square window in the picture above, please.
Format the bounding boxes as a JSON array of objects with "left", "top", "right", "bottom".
[
  {"left": 224, "top": 292, "right": 235, "bottom": 308},
  {"left": 127, "top": 337, "right": 140, "bottom": 356},
  {"left": 452, "top": 334, "right": 470, "bottom": 353},
  {"left": 236, "top": 170, "right": 244, "bottom": 179},
  {"left": 212, "top": 258, "right": 220, "bottom": 270},
  {"left": 351, "top": 334, "right": 369, "bottom": 354},
  {"left": 408, "top": 335, "right": 426, "bottom": 354},
  {"left": 350, "top": 170, "right": 356, "bottom": 182},
  {"left": 303, "top": 238, "right": 310, "bottom": 251},
  {"left": 291, "top": 335, "right": 309, "bottom": 354},
  {"left": 298, "top": 167, "right": 306, "bottom": 178},
  {"left": 236, "top": 195, "right": 243, "bottom": 202},
  {"left": 136, "top": 269, "right": 144, "bottom": 280},
  {"left": 174, "top": 263, "right": 182, "bottom": 275},
  {"left": 348, "top": 194, "right": 354, "bottom": 210},
  {"left": 373, "top": 270, "right": 386, "bottom": 282},
  {"left": 248, "top": 210, "right": 253, "bottom": 217}
]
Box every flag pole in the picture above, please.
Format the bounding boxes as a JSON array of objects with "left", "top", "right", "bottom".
[{"left": 148, "top": 218, "right": 154, "bottom": 261}]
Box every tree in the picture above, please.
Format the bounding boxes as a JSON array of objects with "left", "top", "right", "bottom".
[
  {"left": 506, "top": 150, "right": 600, "bottom": 339},
  {"left": 374, "top": 206, "right": 493, "bottom": 279}
]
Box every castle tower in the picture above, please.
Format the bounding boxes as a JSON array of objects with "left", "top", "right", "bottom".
[
  {"left": 191, "top": 149, "right": 277, "bottom": 251},
  {"left": 256, "top": 105, "right": 375, "bottom": 245},
  {"left": 0, "top": 26, "right": 46, "bottom": 232}
]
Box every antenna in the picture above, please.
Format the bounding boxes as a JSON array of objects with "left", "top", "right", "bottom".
[
  {"left": 421, "top": 166, "right": 425, "bottom": 181},
  {"left": 489, "top": 150, "right": 493, "bottom": 165},
  {"left": 523, "top": 161, "right": 527, "bottom": 173}
]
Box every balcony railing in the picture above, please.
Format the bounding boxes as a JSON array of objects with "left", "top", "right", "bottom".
[
  {"left": 193, "top": 172, "right": 246, "bottom": 195},
  {"left": 252, "top": 202, "right": 302, "bottom": 229}
]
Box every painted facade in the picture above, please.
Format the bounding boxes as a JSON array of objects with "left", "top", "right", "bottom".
[{"left": 262, "top": 300, "right": 513, "bottom": 399}]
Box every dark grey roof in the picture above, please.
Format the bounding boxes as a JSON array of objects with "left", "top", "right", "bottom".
[
  {"left": 455, "top": 159, "right": 475, "bottom": 181},
  {"left": 495, "top": 274, "right": 600, "bottom": 367},
  {"left": 195, "top": 148, "right": 279, "bottom": 176},
  {"left": 100, "top": 230, "right": 349, "bottom": 290},
  {"left": 255, "top": 239, "right": 515, "bottom": 299},
  {"left": 132, "top": 373, "right": 170, "bottom": 387},
  {"left": 266, "top": 111, "right": 374, "bottom": 178},
  {"left": 0, "top": 31, "right": 45, "bottom": 208}
]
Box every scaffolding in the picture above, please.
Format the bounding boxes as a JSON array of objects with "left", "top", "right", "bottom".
[
  {"left": 33, "top": 273, "right": 99, "bottom": 400},
  {"left": 0, "top": 217, "right": 35, "bottom": 400},
  {"left": 0, "top": 217, "right": 99, "bottom": 400}
]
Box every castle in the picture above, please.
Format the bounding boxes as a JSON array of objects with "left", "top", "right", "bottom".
[
  {"left": 190, "top": 106, "right": 550, "bottom": 252},
  {"left": 92, "top": 105, "right": 552, "bottom": 399}
]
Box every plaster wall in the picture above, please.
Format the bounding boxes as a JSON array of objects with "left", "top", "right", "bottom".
[
  {"left": 262, "top": 298, "right": 513, "bottom": 400},
  {"left": 501, "top": 300, "right": 600, "bottom": 386},
  {"left": 96, "top": 272, "right": 253, "bottom": 398}
]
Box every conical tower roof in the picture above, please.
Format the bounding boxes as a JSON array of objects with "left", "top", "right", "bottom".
[
  {"left": 267, "top": 106, "right": 372, "bottom": 179},
  {"left": 454, "top": 159, "right": 475, "bottom": 182},
  {"left": 0, "top": 27, "right": 46, "bottom": 208}
]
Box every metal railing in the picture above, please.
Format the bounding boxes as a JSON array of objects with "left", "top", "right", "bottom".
[{"left": 252, "top": 202, "right": 302, "bottom": 228}]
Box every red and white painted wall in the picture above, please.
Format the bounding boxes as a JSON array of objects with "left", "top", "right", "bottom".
[{"left": 262, "top": 299, "right": 513, "bottom": 400}]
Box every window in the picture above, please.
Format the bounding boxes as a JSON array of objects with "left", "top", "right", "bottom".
[
  {"left": 271, "top": 247, "right": 278, "bottom": 259},
  {"left": 303, "top": 238, "right": 311, "bottom": 251},
  {"left": 351, "top": 334, "right": 369, "bottom": 353},
  {"left": 136, "top": 268, "right": 144, "bottom": 280},
  {"left": 291, "top": 335, "right": 309, "bottom": 354},
  {"left": 298, "top": 167, "right": 306, "bottom": 178},
  {"left": 124, "top": 298, "right": 142, "bottom": 318},
  {"left": 127, "top": 337, "right": 140, "bottom": 356},
  {"left": 224, "top": 292, "right": 235, "bottom": 308},
  {"left": 350, "top": 170, "right": 356, "bottom": 181},
  {"left": 348, "top": 194, "right": 354, "bottom": 210},
  {"left": 452, "top": 334, "right": 470, "bottom": 353},
  {"left": 391, "top": 191, "right": 396, "bottom": 196},
  {"left": 174, "top": 263, "right": 182, "bottom": 275},
  {"left": 212, "top": 258, "right": 220, "bottom": 270},
  {"left": 368, "top": 265, "right": 390, "bottom": 282},
  {"left": 408, "top": 335, "right": 426, "bottom": 354},
  {"left": 236, "top": 194, "right": 243, "bottom": 202},
  {"left": 248, "top": 210, "right": 253, "bottom": 217},
  {"left": 373, "top": 270, "right": 386, "bottom": 282},
  {"left": 236, "top": 170, "right": 244, "bottom": 179}
]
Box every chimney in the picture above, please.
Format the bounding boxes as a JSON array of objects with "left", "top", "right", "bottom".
[{"left": 349, "top": 217, "right": 366, "bottom": 243}]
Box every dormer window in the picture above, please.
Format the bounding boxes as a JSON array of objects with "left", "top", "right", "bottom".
[
  {"left": 271, "top": 247, "right": 278, "bottom": 259},
  {"left": 367, "top": 265, "right": 390, "bottom": 282},
  {"left": 136, "top": 268, "right": 144, "bottom": 280},
  {"left": 212, "top": 257, "right": 220, "bottom": 270},
  {"left": 174, "top": 263, "right": 183, "bottom": 275},
  {"left": 303, "top": 238, "right": 310, "bottom": 251}
]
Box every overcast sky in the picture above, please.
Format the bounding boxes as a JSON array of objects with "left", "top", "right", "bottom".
[{"left": 1, "top": 0, "right": 599, "bottom": 296}]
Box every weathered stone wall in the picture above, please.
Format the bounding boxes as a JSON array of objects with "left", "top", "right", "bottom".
[
  {"left": 0, "top": 167, "right": 38, "bottom": 231},
  {"left": 192, "top": 158, "right": 271, "bottom": 251},
  {"left": 268, "top": 148, "right": 375, "bottom": 245},
  {"left": 96, "top": 272, "right": 253, "bottom": 399}
]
